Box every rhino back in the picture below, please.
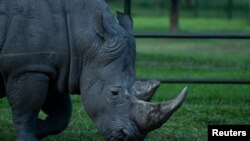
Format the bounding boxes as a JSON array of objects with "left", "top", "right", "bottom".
[{"left": 1, "top": 0, "right": 69, "bottom": 55}]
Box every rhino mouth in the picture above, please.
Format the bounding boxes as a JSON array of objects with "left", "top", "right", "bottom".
[
  {"left": 106, "top": 128, "right": 145, "bottom": 141},
  {"left": 101, "top": 120, "right": 145, "bottom": 141}
]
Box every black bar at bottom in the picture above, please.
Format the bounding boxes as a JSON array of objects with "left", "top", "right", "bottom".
[{"left": 139, "top": 78, "right": 250, "bottom": 84}]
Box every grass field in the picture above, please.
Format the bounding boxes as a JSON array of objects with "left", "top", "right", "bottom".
[{"left": 1, "top": 16, "right": 250, "bottom": 141}]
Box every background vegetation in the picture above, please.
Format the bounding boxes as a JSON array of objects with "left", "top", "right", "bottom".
[
  {"left": 1, "top": 0, "right": 250, "bottom": 141},
  {"left": 108, "top": 0, "right": 250, "bottom": 18}
]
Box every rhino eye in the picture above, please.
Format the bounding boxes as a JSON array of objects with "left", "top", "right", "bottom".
[
  {"left": 107, "top": 86, "right": 126, "bottom": 105},
  {"left": 107, "top": 86, "right": 122, "bottom": 101}
]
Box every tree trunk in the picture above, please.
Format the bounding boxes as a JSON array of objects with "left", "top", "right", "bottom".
[{"left": 170, "top": 0, "right": 179, "bottom": 32}]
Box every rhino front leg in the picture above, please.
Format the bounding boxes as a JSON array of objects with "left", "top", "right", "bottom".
[
  {"left": 36, "top": 90, "right": 71, "bottom": 139},
  {"left": 6, "top": 72, "right": 49, "bottom": 141}
]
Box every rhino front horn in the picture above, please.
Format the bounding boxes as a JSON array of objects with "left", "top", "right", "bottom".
[{"left": 132, "top": 87, "right": 188, "bottom": 133}]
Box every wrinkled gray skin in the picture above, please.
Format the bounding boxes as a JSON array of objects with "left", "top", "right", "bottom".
[{"left": 0, "top": 0, "right": 188, "bottom": 141}]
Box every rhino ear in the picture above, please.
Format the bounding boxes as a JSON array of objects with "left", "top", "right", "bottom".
[
  {"left": 93, "top": 10, "right": 105, "bottom": 38},
  {"left": 117, "top": 11, "right": 133, "bottom": 33},
  {"left": 94, "top": 10, "right": 117, "bottom": 39}
]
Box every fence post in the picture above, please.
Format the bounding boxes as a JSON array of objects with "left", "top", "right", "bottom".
[
  {"left": 124, "top": 0, "right": 131, "bottom": 15},
  {"left": 170, "top": 0, "right": 179, "bottom": 32}
]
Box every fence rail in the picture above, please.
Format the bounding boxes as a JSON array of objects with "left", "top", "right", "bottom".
[
  {"left": 135, "top": 33, "right": 250, "bottom": 39},
  {"left": 139, "top": 78, "right": 250, "bottom": 84}
]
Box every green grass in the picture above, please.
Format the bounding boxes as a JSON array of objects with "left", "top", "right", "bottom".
[
  {"left": 136, "top": 39, "right": 250, "bottom": 79},
  {"left": 1, "top": 17, "right": 250, "bottom": 141},
  {"left": 135, "top": 38, "right": 250, "bottom": 140}
]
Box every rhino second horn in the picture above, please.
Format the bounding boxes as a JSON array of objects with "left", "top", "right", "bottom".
[
  {"left": 133, "top": 87, "right": 188, "bottom": 133},
  {"left": 132, "top": 79, "right": 160, "bottom": 101}
]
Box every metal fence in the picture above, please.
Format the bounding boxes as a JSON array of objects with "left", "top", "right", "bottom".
[{"left": 123, "top": 0, "right": 250, "bottom": 84}]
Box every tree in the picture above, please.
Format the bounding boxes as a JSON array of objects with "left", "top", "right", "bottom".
[{"left": 170, "top": 0, "right": 179, "bottom": 32}]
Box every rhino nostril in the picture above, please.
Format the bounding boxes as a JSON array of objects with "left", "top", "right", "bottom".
[
  {"left": 111, "top": 91, "right": 118, "bottom": 96},
  {"left": 122, "top": 128, "right": 129, "bottom": 136}
]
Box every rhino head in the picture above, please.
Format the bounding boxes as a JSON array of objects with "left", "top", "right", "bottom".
[{"left": 80, "top": 11, "right": 188, "bottom": 141}]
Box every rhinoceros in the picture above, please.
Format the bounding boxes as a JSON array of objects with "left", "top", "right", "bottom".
[{"left": 0, "top": 0, "right": 188, "bottom": 140}]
